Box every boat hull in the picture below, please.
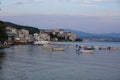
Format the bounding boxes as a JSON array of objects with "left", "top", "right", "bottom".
[
  {"left": 53, "top": 48, "right": 64, "bottom": 51},
  {"left": 80, "top": 50, "right": 94, "bottom": 53}
]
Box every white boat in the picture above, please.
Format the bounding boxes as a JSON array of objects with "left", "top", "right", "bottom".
[
  {"left": 52, "top": 47, "right": 64, "bottom": 51},
  {"left": 80, "top": 48, "right": 94, "bottom": 53},
  {"left": 80, "top": 50, "right": 94, "bottom": 53},
  {"left": 42, "top": 45, "right": 54, "bottom": 50},
  {"left": 34, "top": 41, "right": 50, "bottom": 45}
]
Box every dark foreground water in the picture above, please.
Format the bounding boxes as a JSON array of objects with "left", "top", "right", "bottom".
[{"left": 0, "top": 42, "right": 120, "bottom": 80}]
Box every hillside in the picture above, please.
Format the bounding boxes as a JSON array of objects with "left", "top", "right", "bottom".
[
  {"left": 4, "top": 21, "right": 40, "bottom": 34},
  {"left": 65, "top": 29, "right": 120, "bottom": 38},
  {"left": 1, "top": 20, "right": 120, "bottom": 39}
]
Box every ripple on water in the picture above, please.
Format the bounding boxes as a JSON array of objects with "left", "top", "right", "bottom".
[{"left": 0, "top": 44, "right": 120, "bottom": 80}]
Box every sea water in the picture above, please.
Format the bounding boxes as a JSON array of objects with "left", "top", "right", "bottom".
[{"left": 0, "top": 42, "right": 120, "bottom": 80}]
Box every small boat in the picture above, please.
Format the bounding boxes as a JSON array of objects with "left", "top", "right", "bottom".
[
  {"left": 52, "top": 47, "right": 64, "bottom": 51},
  {"left": 80, "top": 50, "right": 94, "bottom": 53},
  {"left": 42, "top": 46, "right": 54, "bottom": 50},
  {"left": 80, "top": 48, "right": 94, "bottom": 53},
  {"left": 68, "top": 45, "right": 74, "bottom": 48}
]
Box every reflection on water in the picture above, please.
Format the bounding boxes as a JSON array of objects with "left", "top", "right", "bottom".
[
  {"left": 76, "top": 51, "right": 93, "bottom": 56},
  {"left": 0, "top": 51, "right": 6, "bottom": 69},
  {"left": 0, "top": 51, "right": 6, "bottom": 59},
  {"left": 0, "top": 42, "right": 120, "bottom": 80}
]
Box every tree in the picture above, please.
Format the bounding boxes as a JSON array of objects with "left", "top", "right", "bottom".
[{"left": 0, "top": 21, "right": 7, "bottom": 42}]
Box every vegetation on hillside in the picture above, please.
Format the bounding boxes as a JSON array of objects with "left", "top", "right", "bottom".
[
  {"left": 0, "top": 21, "right": 7, "bottom": 42},
  {"left": 4, "top": 22, "right": 40, "bottom": 34}
]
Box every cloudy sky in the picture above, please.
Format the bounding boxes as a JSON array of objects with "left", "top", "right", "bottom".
[{"left": 0, "top": 0, "right": 120, "bottom": 33}]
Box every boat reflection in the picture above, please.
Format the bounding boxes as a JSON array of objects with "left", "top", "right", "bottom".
[{"left": 76, "top": 50, "right": 93, "bottom": 56}]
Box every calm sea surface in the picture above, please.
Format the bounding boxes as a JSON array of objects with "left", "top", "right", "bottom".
[{"left": 0, "top": 42, "right": 120, "bottom": 80}]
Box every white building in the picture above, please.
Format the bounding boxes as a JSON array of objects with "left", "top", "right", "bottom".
[
  {"left": 33, "top": 32, "right": 50, "bottom": 41},
  {"left": 18, "top": 29, "right": 30, "bottom": 42}
]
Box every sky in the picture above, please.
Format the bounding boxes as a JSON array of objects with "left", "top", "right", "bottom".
[{"left": 0, "top": 0, "right": 120, "bottom": 33}]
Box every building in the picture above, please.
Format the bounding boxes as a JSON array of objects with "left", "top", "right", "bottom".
[
  {"left": 18, "top": 29, "right": 30, "bottom": 42},
  {"left": 33, "top": 32, "right": 50, "bottom": 41},
  {"left": 6, "top": 27, "right": 17, "bottom": 41}
]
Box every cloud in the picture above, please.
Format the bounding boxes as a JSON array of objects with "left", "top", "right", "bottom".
[
  {"left": 14, "top": 0, "right": 119, "bottom": 4},
  {"left": 14, "top": 0, "right": 119, "bottom": 6},
  {"left": 66, "top": 0, "right": 119, "bottom": 4},
  {"left": 15, "top": 2, "right": 25, "bottom": 5},
  {"left": 80, "top": 4, "right": 96, "bottom": 7},
  {"left": 14, "top": 0, "right": 42, "bottom": 5},
  {"left": 14, "top": 0, "right": 28, "bottom": 5}
]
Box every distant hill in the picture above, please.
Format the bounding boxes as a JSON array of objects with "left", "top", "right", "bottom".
[
  {"left": 64, "top": 29, "right": 94, "bottom": 38},
  {"left": 98, "top": 33, "right": 120, "bottom": 38},
  {"left": 4, "top": 21, "right": 40, "bottom": 34},
  {"left": 64, "top": 29, "right": 120, "bottom": 38}
]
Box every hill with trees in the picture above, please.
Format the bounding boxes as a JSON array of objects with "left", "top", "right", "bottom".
[
  {"left": 4, "top": 21, "right": 40, "bottom": 34},
  {"left": 0, "top": 21, "right": 7, "bottom": 42}
]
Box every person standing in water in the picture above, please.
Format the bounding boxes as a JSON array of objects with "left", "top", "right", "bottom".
[
  {"left": 76, "top": 45, "right": 79, "bottom": 51},
  {"left": 107, "top": 46, "right": 111, "bottom": 51},
  {"left": 76, "top": 45, "right": 81, "bottom": 51}
]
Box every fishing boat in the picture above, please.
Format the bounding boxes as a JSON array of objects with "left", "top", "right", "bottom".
[
  {"left": 80, "top": 49, "right": 94, "bottom": 53},
  {"left": 42, "top": 45, "right": 54, "bottom": 50},
  {"left": 52, "top": 47, "right": 64, "bottom": 51},
  {"left": 80, "top": 48, "right": 94, "bottom": 53}
]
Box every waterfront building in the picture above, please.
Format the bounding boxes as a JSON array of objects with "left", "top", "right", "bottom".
[
  {"left": 39, "top": 32, "right": 50, "bottom": 41},
  {"left": 33, "top": 33, "right": 39, "bottom": 41},
  {"left": 6, "top": 27, "right": 17, "bottom": 41},
  {"left": 18, "top": 29, "right": 30, "bottom": 42}
]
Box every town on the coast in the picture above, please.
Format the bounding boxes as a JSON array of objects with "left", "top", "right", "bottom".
[
  {"left": 0, "top": 21, "right": 119, "bottom": 52},
  {"left": 0, "top": 21, "right": 82, "bottom": 50},
  {"left": 0, "top": 21, "right": 80, "bottom": 44}
]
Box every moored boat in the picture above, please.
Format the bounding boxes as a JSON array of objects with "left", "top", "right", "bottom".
[
  {"left": 42, "top": 45, "right": 54, "bottom": 50},
  {"left": 52, "top": 47, "right": 64, "bottom": 51},
  {"left": 80, "top": 48, "right": 94, "bottom": 53},
  {"left": 80, "top": 49, "right": 94, "bottom": 53}
]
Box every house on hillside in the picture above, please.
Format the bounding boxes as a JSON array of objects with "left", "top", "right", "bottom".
[
  {"left": 65, "top": 32, "right": 77, "bottom": 41},
  {"left": 33, "top": 32, "right": 50, "bottom": 41},
  {"left": 18, "top": 29, "right": 30, "bottom": 43},
  {"left": 6, "top": 27, "right": 17, "bottom": 41}
]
